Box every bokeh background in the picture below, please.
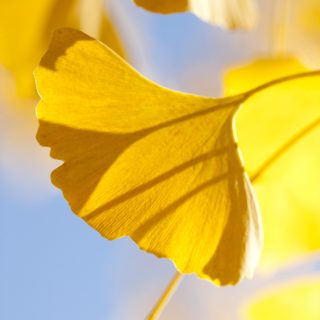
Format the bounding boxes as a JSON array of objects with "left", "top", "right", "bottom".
[{"left": 1, "top": 0, "right": 320, "bottom": 319}]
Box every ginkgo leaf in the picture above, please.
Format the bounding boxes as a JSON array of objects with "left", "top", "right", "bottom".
[
  {"left": 242, "top": 277, "right": 320, "bottom": 320},
  {"left": 225, "top": 58, "right": 320, "bottom": 269},
  {"left": 0, "top": 0, "right": 124, "bottom": 98},
  {"left": 133, "top": 0, "right": 257, "bottom": 29},
  {"left": 133, "top": 0, "right": 188, "bottom": 14},
  {"left": 35, "top": 28, "right": 263, "bottom": 285},
  {"left": 35, "top": 28, "right": 320, "bottom": 284}
]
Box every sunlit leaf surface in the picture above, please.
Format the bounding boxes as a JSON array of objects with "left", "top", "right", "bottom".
[
  {"left": 225, "top": 58, "right": 320, "bottom": 269},
  {"left": 243, "top": 277, "right": 320, "bottom": 320},
  {"left": 35, "top": 28, "right": 263, "bottom": 285}
]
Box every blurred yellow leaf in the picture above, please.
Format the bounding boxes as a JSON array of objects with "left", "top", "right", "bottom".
[
  {"left": 298, "top": 0, "right": 320, "bottom": 34},
  {"left": 133, "top": 0, "right": 257, "bottom": 29},
  {"left": 0, "top": 0, "right": 124, "bottom": 98},
  {"left": 243, "top": 277, "right": 320, "bottom": 320},
  {"left": 225, "top": 58, "right": 320, "bottom": 269},
  {"left": 133, "top": 0, "right": 188, "bottom": 14},
  {"left": 35, "top": 29, "right": 320, "bottom": 284},
  {"left": 289, "top": 0, "right": 320, "bottom": 67}
]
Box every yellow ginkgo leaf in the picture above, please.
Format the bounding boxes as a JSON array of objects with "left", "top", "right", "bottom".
[
  {"left": 225, "top": 58, "right": 320, "bottom": 269},
  {"left": 0, "top": 0, "right": 124, "bottom": 98},
  {"left": 35, "top": 28, "right": 320, "bottom": 285},
  {"left": 35, "top": 28, "right": 263, "bottom": 285},
  {"left": 243, "top": 277, "right": 320, "bottom": 320},
  {"left": 133, "top": 0, "right": 257, "bottom": 29}
]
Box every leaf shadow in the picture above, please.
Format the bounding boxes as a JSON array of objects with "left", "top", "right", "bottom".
[
  {"left": 40, "top": 28, "right": 91, "bottom": 71},
  {"left": 37, "top": 97, "right": 238, "bottom": 214},
  {"left": 37, "top": 105, "right": 248, "bottom": 285},
  {"left": 203, "top": 142, "right": 247, "bottom": 285}
]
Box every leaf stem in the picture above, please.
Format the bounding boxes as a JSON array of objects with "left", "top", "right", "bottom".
[
  {"left": 147, "top": 272, "right": 183, "bottom": 320},
  {"left": 245, "top": 70, "right": 320, "bottom": 99},
  {"left": 251, "top": 118, "right": 319, "bottom": 182}
]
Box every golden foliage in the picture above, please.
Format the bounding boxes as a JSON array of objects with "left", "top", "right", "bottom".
[
  {"left": 0, "top": 0, "right": 124, "bottom": 98},
  {"left": 225, "top": 58, "right": 320, "bottom": 269}
]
